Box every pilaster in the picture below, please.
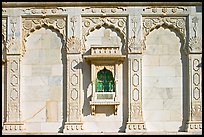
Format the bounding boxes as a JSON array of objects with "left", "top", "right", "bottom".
[
  {"left": 186, "top": 15, "right": 202, "bottom": 132},
  {"left": 3, "top": 16, "right": 25, "bottom": 133}
]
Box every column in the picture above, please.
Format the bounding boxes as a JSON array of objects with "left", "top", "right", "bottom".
[
  {"left": 63, "top": 54, "right": 83, "bottom": 132},
  {"left": 126, "top": 14, "right": 146, "bottom": 132},
  {"left": 3, "top": 16, "right": 25, "bottom": 132},
  {"left": 186, "top": 15, "right": 202, "bottom": 132},
  {"left": 126, "top": 55, "right": 146, "bottom": 132}
]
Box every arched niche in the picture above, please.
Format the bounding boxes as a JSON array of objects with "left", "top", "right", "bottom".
[
  {"left": 142, "top": 25, "right": 188, "bottom": 132},
  {"left": 21, "top": 26, "right": 65, "bottom": 132}
]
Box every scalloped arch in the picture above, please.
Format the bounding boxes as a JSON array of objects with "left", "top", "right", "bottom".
[
  {"left": 24, "top": 24, "right": 64, "bottom": 42},
  {"left": 144, "top": 23, "right": 186, "bottom": 52},
  {"left": 21, "top": 24, "right": 64, "bottom": 58},
  {"left": 83, "top": 22, "right": 125, "bottom": 43},
  {"left": 83, "top": 22, "right": 126, "bottom": 54}
]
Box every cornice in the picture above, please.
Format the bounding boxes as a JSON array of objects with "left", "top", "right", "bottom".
[{"left": 2, "top": 2, "right": 202, "bottom": 8}]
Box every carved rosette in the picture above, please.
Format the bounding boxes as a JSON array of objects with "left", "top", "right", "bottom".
[
  {"left": 189, "top": 36, "right": 202, "bottom": 53},
  {"left": 142, "top": 17, "right": 186, "bottom": 51},
  {"left": 82, "top": 16, "right": 127, "bottom": 42},
  {"left": 22, "top": 17, "right": 66, "bottom": 57},
  {"left": 66, "top": 36, "right": 85, "bottom": 54},
  {"left": 126, "top": 57, "right": 145, "bottom": 132}
]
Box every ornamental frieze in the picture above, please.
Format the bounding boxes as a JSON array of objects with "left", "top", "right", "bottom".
[
  {"left": 82, "top": 7, "right": 126, "bottom": 13},
  {"left": 143, "top": 6, "right": 187, "bottom": 14},
  {"left": 21, "top": 8, "right": 67, "bottom": 15}
]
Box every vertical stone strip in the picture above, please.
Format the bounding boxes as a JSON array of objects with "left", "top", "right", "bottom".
[
  {"left": 186, "top": 16, "right": 202, "bottom": 132},
  {"left": 63, "top": 36, "right": 83, "bottom": 132},
  {"left": 126, "top": 55, "right": 145, "bottom": 132},
  {"left": 3, "top": 16, "right": 25, "bottom": 132},
  {"left": 126, "top": 15, "right": 145, "bottom": 132},
  {"left": 186, "top": 55, "right": 202, "bottom": 131}
]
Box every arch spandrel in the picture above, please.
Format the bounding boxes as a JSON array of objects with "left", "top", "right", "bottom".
[
  {"left": 142, "top": 17, "right": 187, "bottom": 53},
  {"left": 21, "top": 17, "right": 67, "bottom": 57},
  {"left": 82, "top": 16, "right": 127, "bottom": 53}
]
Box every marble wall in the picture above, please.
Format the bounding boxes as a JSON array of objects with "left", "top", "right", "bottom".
[{"left": 2, "top": 3, "right": 202, "bottom": 134}]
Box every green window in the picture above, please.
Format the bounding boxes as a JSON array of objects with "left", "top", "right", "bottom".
[{"left": 96, "top": 67, "right": 114, "bottom": 92}]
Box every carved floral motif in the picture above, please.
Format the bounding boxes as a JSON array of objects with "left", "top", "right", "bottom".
[
  {"left": 189, "top": 16, "right": 202, "bottom": 53},
  {"left": 192, "top": 104, "right": 202, "bottom": 121},
  {"left": 128, "top": 37, "right": 145, "bottom": 54},
  {"left": 66, "top": 36, "right": 85, "bottom": 54}
]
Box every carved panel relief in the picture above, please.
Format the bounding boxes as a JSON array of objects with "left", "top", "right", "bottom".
[
  {"left": 7, "top": 57, "right": 21, "bottom": 123},
  {"left": 127, "top": 56, "right": 145, "bottom": 131},
  {"left": 65, "top": 56, "right": 83, "bottom": 131},
  {"left": 189, "top": 16, "right": 202, "bottom": 53},
  {"left": 191, "top": 57, "right": 202, "bottom": 119},
  {"left": 128, "top": 16, "right": 145, "bottom": 54}
]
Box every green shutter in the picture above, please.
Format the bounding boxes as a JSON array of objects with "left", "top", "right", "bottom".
[{"left": 96, "top": 67, "right": 115, "bottom": 92}]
